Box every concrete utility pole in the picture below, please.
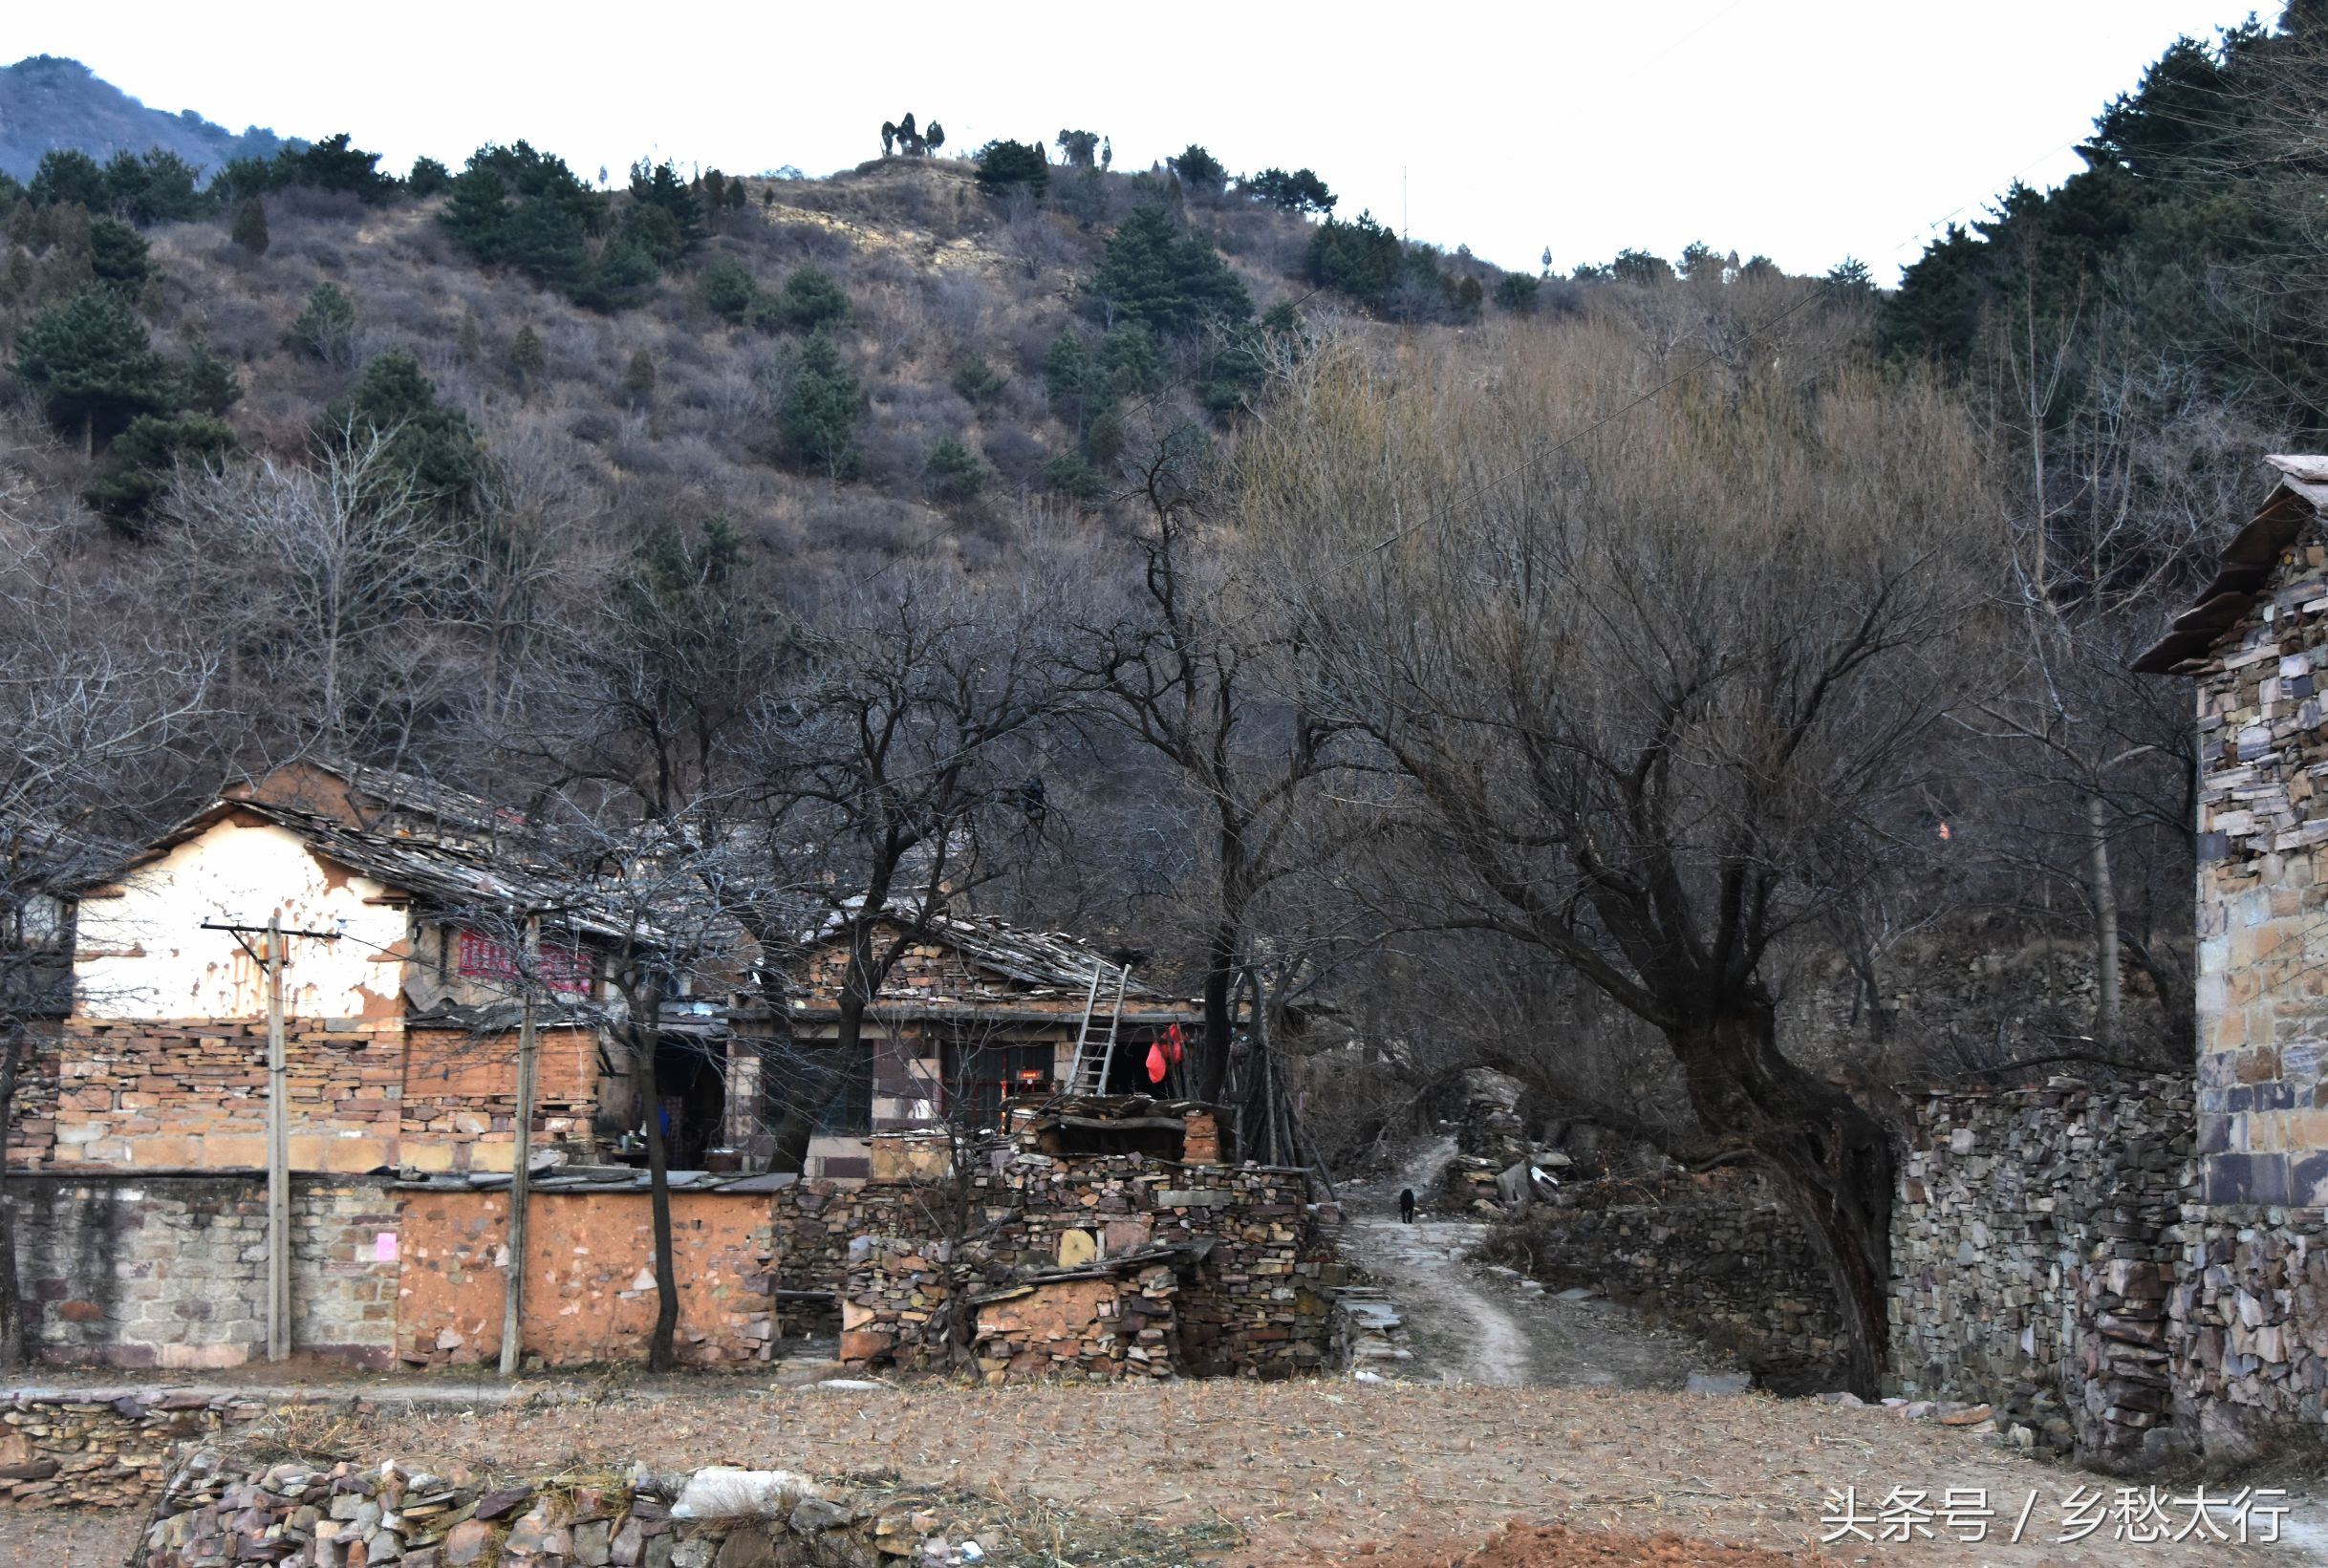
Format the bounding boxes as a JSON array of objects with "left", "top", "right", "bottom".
[
  {"left": 264, "top": 913, "right": 289, "bottom": 1364},
  {"left": 500, "top": 914, "right": 541, "bottom": 1378},
  {"left": 202, "top": 917, "right": 339, "bottom": 1365}
]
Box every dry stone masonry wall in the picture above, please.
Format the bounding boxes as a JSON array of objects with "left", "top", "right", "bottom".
[
  {"left": 1889, "top": 1078, "right": 2190, "bottom": 1463},
  {"left": 0, "top": 1389, "right": 262, "bottom": 1511},
  {"left": 1486, "top": 1172, "right": 1844, "bottom": 1384}
]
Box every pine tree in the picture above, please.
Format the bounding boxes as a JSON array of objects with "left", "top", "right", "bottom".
[
  {"left": 289, "top": 283, "right": 358, "bottom": 364},
  {"left": 230, "top": 197, "right": 269, "bottom": 256},
  {"left": 623, "top": 348, "right": 657, "bottom": 406},
  {"left": 779, "top": 332, "right": 861, "bottom": 479},
  {"left": 13, "top": 288, "right": 180, "bottom": 451},
  {"left": 319, "top": 351, "right": 484, "bottom": 512},
  {"left": 511, "top": 324, "right": 547, "bottom": 388}
]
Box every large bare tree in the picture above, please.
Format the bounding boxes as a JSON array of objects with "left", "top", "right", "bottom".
[{"left": 1239, "top": 316, "right": 1989, "bottom": 1391}]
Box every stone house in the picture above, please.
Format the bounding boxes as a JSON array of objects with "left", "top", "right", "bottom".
[
  {"left": 736, "top": 912, "right": 1206, "bottom": 1178},
  {"left": 21, "top": 760, "right": 642, "bottom": 1179},
  {"left": 2133, "top": 452, "right": 2328, "bottom": 1206}
]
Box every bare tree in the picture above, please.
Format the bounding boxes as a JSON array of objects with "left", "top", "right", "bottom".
[
  {"left": 1239, "top": 323, "right": 1989, "bottom": 1392},
  {"left": 1068, "top": 423, "right": 1366, "bottom": 1144},
  {"left": 160, "top": 422, "right": 461, "bottom": 754},
  {"left": 731, "top": 569, "right": 1075, "bottom": 1171}
]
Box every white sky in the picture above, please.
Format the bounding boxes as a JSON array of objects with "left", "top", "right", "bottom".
[{"left": 12, "top": 0, "right": 2274, "bottom": 281}]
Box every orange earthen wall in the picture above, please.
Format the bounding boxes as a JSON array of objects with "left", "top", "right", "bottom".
[{"left": 392, "top": 1189, "right": 774, "bottom": 1367}]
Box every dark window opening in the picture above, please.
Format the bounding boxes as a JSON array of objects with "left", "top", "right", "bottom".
[
  {"left": 811, "top": 1044, "right": 875, "bottom": 1136},
  {"left": 941, "top": 1039, "right": 1055, "bottom": 1132}
]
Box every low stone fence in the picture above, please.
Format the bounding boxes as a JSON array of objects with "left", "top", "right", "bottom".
[
  {"left": 1, "top": 1388, "right": 265, "bottom": 1510},
  {"left": 1482, "top": 1171, "right": 1845, "bottom": 1385}
]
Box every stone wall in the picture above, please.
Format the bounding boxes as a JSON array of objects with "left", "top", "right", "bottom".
[
  {"left": 812, "top": 1144, "right": 1347, "bottom": 1382},
  {"left": 2186, "top": 530, "right": 2328, "bottom": 1208},
  {"left": 1888, "top": 1077, "right": 2190, "bottom": 1463},
  {"left": 1485, "top": 1172, "right": 1844, "bottom": 1385},
  {"left": 3, "top": 1172, "right": 399, "bottom": 1369},
  {"left": 0, "top": 1389, "right": 264, "bottom": 1510},
  {"left": 391, "top": 1188, "right": 775, "bottom": 1367}
]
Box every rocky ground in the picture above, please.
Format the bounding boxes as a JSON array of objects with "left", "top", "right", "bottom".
[{"left": 14, "top": 1376, "right": 2328, "bottom": 1566}]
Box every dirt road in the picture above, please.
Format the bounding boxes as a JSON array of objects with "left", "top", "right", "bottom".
[{"left": 1338, "top": 1136, "right": 1727, "bottom": 1389}]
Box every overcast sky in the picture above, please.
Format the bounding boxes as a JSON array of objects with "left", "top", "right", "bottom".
[{"left": 14, "top": 0, "right": 2275, "bottom": 280}]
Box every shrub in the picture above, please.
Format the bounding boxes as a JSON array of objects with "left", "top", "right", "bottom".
[
  {"left": 1494, "top": 273, "right": 1542, "bottom": 315},
  {"left": 407, "top": 157, "right": 453, "bottom": 198},
  {"left": 274, "top": 133, "right": 398, "bottom": 202},
  {"left": 88, "top": 218, "right": 149, "bottom": 290},
  {"left": 28, "top": 149, "right": 108, "bottom": 209}
]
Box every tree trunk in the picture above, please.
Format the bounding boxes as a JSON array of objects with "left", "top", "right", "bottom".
[
  {"left": 634, "top": 1015, "right": 679, "bottom": 1373},
  {"left": 1670, "top": 1004, "right": 1895, "bottom": 1397},
  {"left": 1196, "top": 921, "right": 1238, "bottom": 1105},
  {"left": 2088, "top": 791, "right": 2122, "bottom": 1054}
]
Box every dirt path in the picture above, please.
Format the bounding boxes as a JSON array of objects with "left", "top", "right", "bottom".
[{"left": 1340, "top": 1136, "right": 1726, "bottom": 1389}]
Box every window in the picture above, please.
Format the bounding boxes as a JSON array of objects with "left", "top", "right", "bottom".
[
  {"left": 455, "top": 929, "right": 593, "bottom": 996},
  {"left": 941, "top": 1040, "right": 1055, "bottom": 1131},
  {"left": 809, "top": 1044, "right": 874, "bottom": 1136}
]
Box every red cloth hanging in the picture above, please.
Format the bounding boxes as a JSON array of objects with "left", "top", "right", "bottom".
[
  {"left": 1146, "top": 1040, "right": 1169, "bottom": 1084},
  {"left": 1165, "top": 1023, "right": 1185, "bottom": 1064}
]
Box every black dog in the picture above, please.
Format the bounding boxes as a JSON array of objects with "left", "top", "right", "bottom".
[{"left": 1398, "top": 1188, "right": 1416, "bottom": 1223}]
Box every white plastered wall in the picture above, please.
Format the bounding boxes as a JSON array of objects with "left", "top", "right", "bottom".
[{"left": 74, "top": 816, "right": 410, "bottom": 1020}]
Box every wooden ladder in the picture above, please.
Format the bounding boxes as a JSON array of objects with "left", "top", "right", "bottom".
[{"left": 1067, "top": 962, "right": 1131, "bottom": 1096}]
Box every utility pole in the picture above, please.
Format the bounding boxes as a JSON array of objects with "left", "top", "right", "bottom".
[
  {"left": 264, "top": 913, "right": 288, "bottom": 1363},
  {"left": 500, "top": 914, "right": 541, "bottom": 1378},
  {"left": 202, "top": 917, "right": 338, "bottom": 1366}
]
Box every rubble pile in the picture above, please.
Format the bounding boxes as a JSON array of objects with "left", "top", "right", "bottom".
[{"left": 133, "top": 1452, "right": 1017, "bottom": 1568}]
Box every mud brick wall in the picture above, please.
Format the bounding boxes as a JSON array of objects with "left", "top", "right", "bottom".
[
  {"left": 49, "top": 1017, "right": 403, "bottom": 1171},
  {"left": 393, "top": 1187, "right": 775, "bottom": 1367},
  {"left": 399, "top": 1025, "right": 604, "bottom": 1174},
  {"left": 2188, "top": 537, "right": 2328, "bottom": 1207},
  {"left": 2, "top": 1173, "right": 399, "bottom": 1369},
  {"left": 1496, "top": 1172, "right": 1843, "bottom": 1383},
  {"left": 0, "top": 1390, "right": 264, "bottom": 1511}
]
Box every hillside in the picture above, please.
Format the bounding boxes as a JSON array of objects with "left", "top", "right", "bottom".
[{"left": 0, "top": 54, "right": 291, "bottom": 183}]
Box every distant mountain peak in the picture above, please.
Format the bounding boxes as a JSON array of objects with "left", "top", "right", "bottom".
[{"left": 0, "top": 54, "right": 298, "bottom": 186}]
